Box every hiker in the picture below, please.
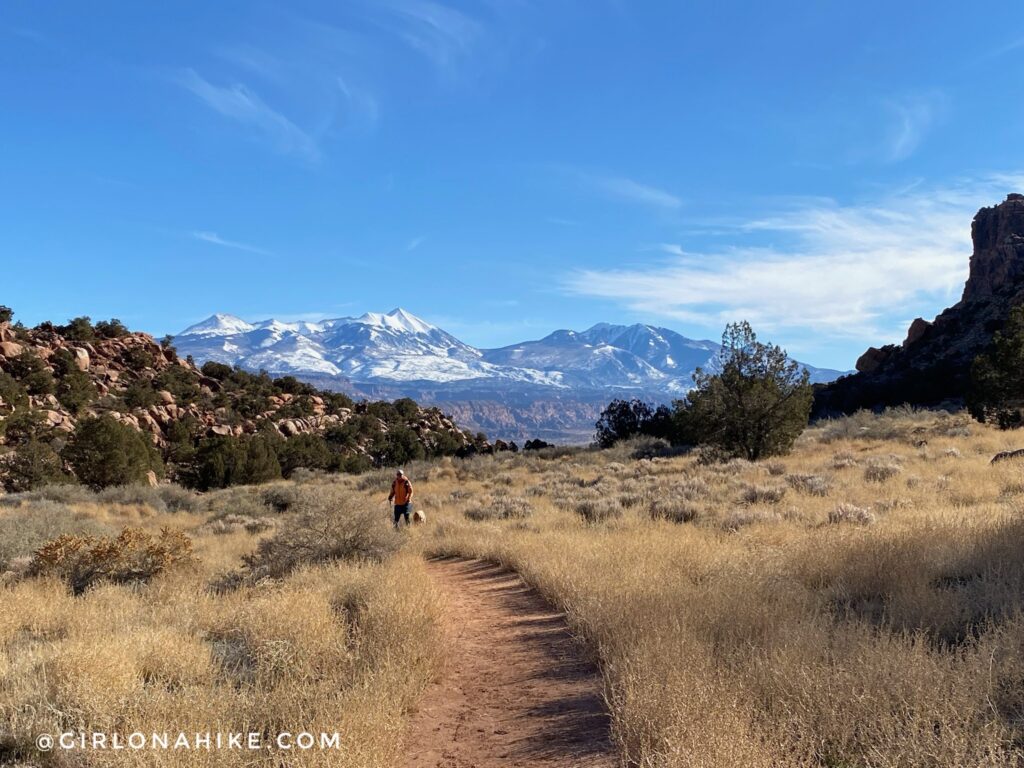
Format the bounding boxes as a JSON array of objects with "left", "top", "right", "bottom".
[{"left": 388, "top": 469, "right": 414, "bottom": 528}]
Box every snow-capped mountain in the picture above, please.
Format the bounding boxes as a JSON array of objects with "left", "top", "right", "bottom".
[{"left": 173, "top": 308, "right": 847, "bottom": 441}]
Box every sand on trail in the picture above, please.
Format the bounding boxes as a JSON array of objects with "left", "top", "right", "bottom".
[{"left": 401, "top": 558, "right": 619, "bottom": 768}]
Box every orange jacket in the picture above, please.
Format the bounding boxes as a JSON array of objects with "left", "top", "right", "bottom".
[{"left": 390, "top": 477, "right": 413, "bottom": 505}]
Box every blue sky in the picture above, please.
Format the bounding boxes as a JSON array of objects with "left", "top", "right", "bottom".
[{"left": 2, "top": 1, "right": 1023, "bottom": 369}]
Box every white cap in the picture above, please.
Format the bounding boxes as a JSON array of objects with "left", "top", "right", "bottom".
[{"left": 397, "top": 469, "right": 404, "bottom": 476}]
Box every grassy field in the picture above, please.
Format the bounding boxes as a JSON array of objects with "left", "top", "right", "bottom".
[{"left": 4, "top": 408, "right": 1024, "bottom": 766}]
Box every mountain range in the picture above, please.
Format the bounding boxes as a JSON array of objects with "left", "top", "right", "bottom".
[{"left": 173, "top": 309, "right": 847, "bottom": 442}]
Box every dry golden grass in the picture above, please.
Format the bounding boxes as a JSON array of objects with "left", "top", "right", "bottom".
[
  {"left": 0, "top": 484, "right": 443, "bottom": 767},
  {"left": 5, "top": 408, "right": 1024, "bottom": 767},
  {"left": 407, "top": 411, "right": 1024, "bottom": 767}
]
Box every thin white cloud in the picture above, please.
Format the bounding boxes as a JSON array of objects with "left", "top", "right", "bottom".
[
  {"left": 176, "top": 69, "right": 319, "bottom": 160},
  {"left": 884, "top": 92, "right": 946, "bottom": 163},
  {"left": 655, "top": 243, "right": 686, "bottom": 257},
  {"left": 368, "top": 0, "right": 483, "bottom": 74},
  {"left": 336, "top": 76, "right": 380, "bottom": 129},
  {"left": 192, "top": 231, "right": 272, "bottom": 256},
  {"left": 406, "top": 235, "right": 427, "bottom": 252},
  {"left": 565, "top": 176, "right": 1024, "bottom": 346},
  {"left": 586, "top": 173, "right": 684, "bottom": 210}
]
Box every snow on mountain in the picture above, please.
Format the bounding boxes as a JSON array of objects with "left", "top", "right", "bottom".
[{"left": 173, "top": 308, "right": 847, "bottom": 394}]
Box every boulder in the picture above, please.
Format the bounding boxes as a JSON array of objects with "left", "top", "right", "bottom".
[
  {"left": 0, "top": 341, "right": 23, "bottom": 358},
  {"left": 158, "top": 390, "right": 175, "bottom": 405},
  {"left": 71, "top": 347, "right": 90, "bottom": 371},
  {"left": 903, "top": 318, "right": 931, "bottom": 348}
]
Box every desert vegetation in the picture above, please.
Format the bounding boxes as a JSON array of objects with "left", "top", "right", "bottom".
[{"left": 5, "top": 406, "right": 1024, "bottom": 766}]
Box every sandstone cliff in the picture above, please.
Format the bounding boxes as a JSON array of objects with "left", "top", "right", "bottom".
[{"left": 813, "top": 194, "right": 1024, "bottom": 417}]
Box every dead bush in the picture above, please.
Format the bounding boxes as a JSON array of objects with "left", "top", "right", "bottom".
[
  {"left": 828, "top": 503, "right": 875, "bottom": 526},
  {"left": 243, "top": 504, "right": 400, "bottom": 580},
  {"left": 464, "top": 496, "right": 533, "bottom": 522},
  {"left": 785, "top": 473, "right": 831, "bottom": 497},
  {"left": 29, "top": 527, "right": 195, "bottom": 594},
  {"left": 740, "top": 484, "right": 787, "bottom": 504},
  {"left": 864, "top": 460, "right": 902, "bottom": 483},
  {"left": 575, "top": 498, "right": 623, "bottom": 524},
  {"left": 649, "top": 498, "right": 700, "bottom": 523}
]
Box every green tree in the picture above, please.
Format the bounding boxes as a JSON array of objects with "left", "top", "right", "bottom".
[
  {"left": 189, "top": 433, "right": 281, "bottom": 490},
  {"left": 0, "top": 305, "right": 13, "bottom": 324},
  {"left": 1, "top": 407, "right": 45, "bottom": 445},
  {"left": 62, "top": 415, "right": 163, "bottom": 490},
  {"left": 4, "top": 439, "right": 67, "bottom": 492},
  {"left": 124, "top": 379, "right": 159, "bottom": 409},
  {"left": 969, "top": 306, "right": 1024, "bottom": 428},
  {"left": 674, "top": 322, "right": 812, "bottom": 460},
  {"left": 61, "top": 316, "right": 95, "bottom": 342},
  {"left": 0, "top": 371, "right": 28, "bottom": 409},
  {"left": 52, "top": 350, "right": 97, "bottom": 414},
  {"left": 94, "top": 318, "right": 129, "bottom": 338},
  {"left": 594, "top": 399, "right": 674, "bottom": 447},
  {"left": 154, "top": 366, "right": 201, "bottom": 404},
  {"left": 373, "top": 424, "right": 426, "bottom": 467},
  {"left": 9, "top": 350, "right": 55, "bottom": 396},
  {"left": 277, "top": 433, "right": 332, "bottom": 477}
]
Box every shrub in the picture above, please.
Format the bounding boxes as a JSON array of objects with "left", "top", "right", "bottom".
[
  {"left": 261, "top": 484, "right": 299, "bottom": 513},
  {"left": 153, "top": 365, "right": 201, "bottom": 404},
  {"left": 243, "top": 492, "right": 400, "bottom": 579},
  {"left": 595, "top": 399, "right": 673, "bottom": 448},
  {"left": 740, "top": 484, "right": 788, "bottom": 504},
  {"left": 828, "top": 503, "right": 875, "bottom": 526},
  {"left": 649, "top": 498, "right": 700, "bottom": 523},
  {"left": 8, "top": 350, "right": 54, "bottom": 396},
  {"left": 864, "top": 460, "right": 901, "bottom": 483},
  {"left": 62, "top": 415, "right": 163, "bottom": 490},
  {"left": 575, "top": 497, "right": 623, "bottom": 524},
  {"left": 0, "top": 500, "right": 111, "bottom": 572},
  {"left": 124, "top": 379, "right": 159, "bottom": 408},
  {"left": 373, "top": 424, "right": 427, "bottom": 468},
  {"left": 121, "top": 347, "right": 156, "bottom": 371},
  {"left": 785, "top": 473, "right": 831, "bottom": 496},
  {"left": 831, "top": 451, "right": 858, "bottom": 469},
  {"left": 94, "top": 318, "right": 129, "bottom": 338},
  {"left": 3, "top": 439, "right": 67, "bottom": 492},
  {"left": 29, "top": 526, "right": 195, "bottom": 594},
  {"left": 0, "top": 305, "right": 12, "bottom": 324},
  {"left": 969, "top": 305, "right": 1024, "bottom": 427},
  {"left": 674, "top": 321, "right": 812, "bottom": 460},
  {"left": 189, "top": 434, "right": 282, "bottom": 490},
  {"left": 629, "top": 436, "right": 673, "bottom": 460},
  {"left": 0, "top": 371, "right": 28, "bottom": 409},
  {"left": 464, "top": 496, "right": 533, "bottom": 521},
  {"left": 59, "top": 316, "right": 95, "bottom": 342},
  {"left": 52, "top": 349, "right": 97, "bottom": 413},
  {"left": 722, "top": 508, "right": 783, "bottom": 531},
  {"left": 277, "top": 433, "right": 332, "bottom": 477}
]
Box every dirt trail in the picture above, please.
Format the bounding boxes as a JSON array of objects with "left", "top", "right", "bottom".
[{"left": 401, "top": 558, "right": 618, "bottom": 768}]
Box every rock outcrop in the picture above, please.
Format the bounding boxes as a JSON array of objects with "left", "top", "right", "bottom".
[
  {"left": 0, "top": 318, "right": 482, "bottom": 475},
  {"left": 814, "top": 194, "right": 1024, "bottom": 417}
]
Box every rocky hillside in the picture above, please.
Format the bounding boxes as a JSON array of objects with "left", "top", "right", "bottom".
[
  {"left": 813, "top": 193, "right": 1024, "bottom": 417},
  {"left": 0, "top": 312, "right": 486, "bottom": 489}
]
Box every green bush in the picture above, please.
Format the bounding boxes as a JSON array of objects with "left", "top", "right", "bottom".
[
  {"left": 189, "top": 433, "right": 282, "bottom": 490},
  {"left": 124, "top": 379, "right": 159, "bottom": 409},
  {"left": 0, "top": 371, "right": 28, "bottom": 409},
  {"left": 277, "top": 433, "right": 332, "bottom": 477},
  {"left": 59, "top": 316, "right": 95, "bottom": 342},
  {"left": 62, "top": 415, "right": 163, "bottom": 490},
  {"left": 969, "top": 306, "right": 1024, "bottom": 428},
  {"left": 3, "top": 439, "right": 67, "bottom": 492},
  {"left": 200, "top": 361, "right": 233, "bottom": 380},
  {"left": 154, "top": 365, "right": 201, "bottom": 404},
  {"left": 52, "top": 349, "right": 97, "bottom": 414},
  {"left": 121, "top": 347, "right": 156, "bottom": 371},
  {"left": 0, "top": 305, "right": 12, "bottom": 324},
  {"left": 2, "top": 408, "right": 46, "bottom": 445},
  {"left": 595, "top": 399, "right": 673, "bottom": 448},
  {"left": 373, "top": 424, "right": 426, "bottom": 467},
  {"left": 8, "top": 350, "right": 54, "bottom": 396},
  {"left": 94, "top": 318, "right": 129, "bottom": 338}
]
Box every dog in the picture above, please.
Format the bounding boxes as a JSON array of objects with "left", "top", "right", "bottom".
[{"left": 412, "top": 509, "right": 426, "bottom": 525}]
